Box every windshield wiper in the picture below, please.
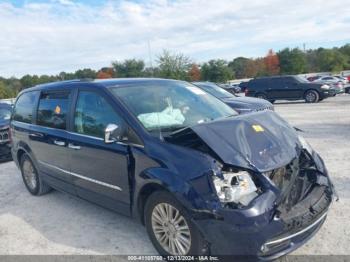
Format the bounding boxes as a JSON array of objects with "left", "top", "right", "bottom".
[
  {"left": 148, "top": 125, "right": 187, "bottom": 133},
  {"left": 170, "top": 126, "right": 191, "bottom": 135}
]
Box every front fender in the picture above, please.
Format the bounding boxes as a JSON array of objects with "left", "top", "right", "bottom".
[{"left": 133, "top": 167, "right": 215, "bottom": 222}]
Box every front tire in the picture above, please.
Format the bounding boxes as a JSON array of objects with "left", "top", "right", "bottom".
[
  {"left": 305, "top": 90, "right": 319, "bottom": 103},
  {"left": 20, "top": 154, "right": 51, "bottom": 196},
  {"left": 144, "top": 191, "right": 208, "bottom": 256}
]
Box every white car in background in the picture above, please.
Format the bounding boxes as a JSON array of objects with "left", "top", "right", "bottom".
[
  {"left": 315, "top": 76, "right": 345, "bottom": 94},
  {"left": 315, "top": 76, "right": 343, "bottom": 84},
  {"left": 334, "top": 75, "right": 349, "bottom": 84}
]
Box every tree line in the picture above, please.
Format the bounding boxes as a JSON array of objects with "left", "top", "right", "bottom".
[{"left": 1, "top": 44, "right": 349, "bottom": 99}]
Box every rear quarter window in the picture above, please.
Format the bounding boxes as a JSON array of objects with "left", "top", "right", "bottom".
[
  {"left": 13, "top": 91, "right": 38, "bottom": 123},
  {"left": 250, "top": 79, "right": 266, "bottom": 88}
]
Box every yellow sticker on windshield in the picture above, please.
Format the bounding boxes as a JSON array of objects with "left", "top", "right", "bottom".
[
  {"left": 252, "top": 124, "right": 264, "bottom": 132},
  {"left": 54, "top": 105, "right": 61, "bottom": 114}
]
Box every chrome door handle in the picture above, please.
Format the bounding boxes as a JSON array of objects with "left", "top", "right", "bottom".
[
  {"left": 29, "top": 132, "right": 44, "bottom": 138},
  {"left": 68, "top": 143, "right": 81, "bottom": 150},
  {"left": 53, "top": 140, "right": 65, "bottom": 146}
]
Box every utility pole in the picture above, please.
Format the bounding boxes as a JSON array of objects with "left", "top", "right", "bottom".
[{"left": 147, "top": 40, "right": 154, "bottom": 77}]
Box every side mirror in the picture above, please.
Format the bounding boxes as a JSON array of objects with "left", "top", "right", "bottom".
[{"left": 105, "top": 123, "right": 122, "bottom": 144}]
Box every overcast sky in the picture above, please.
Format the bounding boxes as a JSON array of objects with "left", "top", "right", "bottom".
[{"left": 1, "top": 0, "right": 349, "bottom": 78}]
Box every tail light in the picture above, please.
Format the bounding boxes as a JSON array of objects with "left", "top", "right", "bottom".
[{"left": 245, "top": 88, "right": 249, "bottom": 96}]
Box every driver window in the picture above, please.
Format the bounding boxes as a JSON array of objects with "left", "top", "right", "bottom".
[{"left": 74, "top": 91, "right": 122, "bottom": 138}]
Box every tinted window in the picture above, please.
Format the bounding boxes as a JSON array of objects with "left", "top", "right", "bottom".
[
  {"left": 74, "top": 91, "right": 122, "bottom": 138},
  {"left": 250, "top": 79, "right": 267, "bottom": 88},
  {"left": 13, "top": 91, "right": 38, "bottom": 123},
  {"left": 37, "top": 92, "right": 69, "bottom": 130},
  {"left": 270, "top": 78, "right": 284, "bottom": 85}
]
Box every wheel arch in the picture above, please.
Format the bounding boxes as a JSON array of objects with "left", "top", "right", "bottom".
[
  {"left": 255, "top": 92, "right": 268, "bottom": 98},
  {"left": 303, "top": 88, "right": 320, "bottom": 98},
  {"left": 136, "top": 182, "right": 169, "bottom": 225},
  {"left": 15, "top": 141, "right": 32, "bottom": 165}
]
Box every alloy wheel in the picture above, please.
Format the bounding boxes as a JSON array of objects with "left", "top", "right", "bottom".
[
  {"left": 306, "top": 92, "right": 316, "bottom": 102},
  {"left": 22, "top": 159, "right": 37, "bottom": 191},
  {"left": 151, "top": 203, "right": 191, "bottom": 255}
]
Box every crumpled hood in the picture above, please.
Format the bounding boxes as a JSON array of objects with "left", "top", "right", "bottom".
[{"left": 191, "top": 111, "right": 302, "bottom": 172}]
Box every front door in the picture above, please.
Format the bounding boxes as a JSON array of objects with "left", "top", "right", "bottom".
[
  {"left": 67, "top": 89, "right": 131, "bottom": 215},
  {"left": 283, "top": 77, "right": 303, "bottom": 99},
  {"left": 266, "top": 78, "right": 287, "bottom": 99}
]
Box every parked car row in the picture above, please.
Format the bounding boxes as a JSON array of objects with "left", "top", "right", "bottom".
[
  {"left": 0, "top": 103, "right": 12, "bottom": 161},
  {"left": 307, "top": 75, "right": 348, "bottom": 94},
  {"left": 9, "top": 78, "right": 334, "bottom": 259}
]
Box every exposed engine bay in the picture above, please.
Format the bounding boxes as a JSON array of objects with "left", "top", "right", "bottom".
[{"left": 166, "top": 124, "right": 333, "bottom": 233}]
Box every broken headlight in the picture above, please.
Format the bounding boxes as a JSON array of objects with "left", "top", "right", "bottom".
[{"left": 212, "top": 171, "right": 258, "bottom": 206}]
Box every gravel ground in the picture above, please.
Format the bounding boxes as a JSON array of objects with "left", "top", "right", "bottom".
[{"left": 0, "top": 94, "right": 349, "bottom": 257}]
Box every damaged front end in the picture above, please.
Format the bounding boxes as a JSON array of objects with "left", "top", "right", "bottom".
[
  {"left": 259, "top": 149, "right": 334, "bottom": 257},
  {"left": 166, "top": 111, "right": 335, "bottom": 258}
]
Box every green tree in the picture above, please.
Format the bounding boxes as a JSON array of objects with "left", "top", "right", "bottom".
[
  {"left": 277, "top": 48, "right": 307, "bottom": 74},
  {"left": 0, "top": 81, "right": 15, "bottom": 99},
  {"left": 316, "top": 49, "right": 347, "bottom": 72},
  {"left": 112, "top": 59, "right": 145, "bottom": 78},
  {"left": 156, "top": 50, "right": 192, "bottom": 80},
  {"left": 58, "top": 71, "right": 76, "bottom": 80},
  {"left": 74, "top": 68, "right": 97, "bottom": 79},
  {"left": 228, "top": 57, "right": 251, "bottom": 79},
  {"left": 339, "top": 44, "right": 350, "bottom": 67},
  {"left": 305, "top": 49, "right": 320, "bottom": 72},
  {"left": 201, "top": 59, "right": 233, "bottom": 82}
]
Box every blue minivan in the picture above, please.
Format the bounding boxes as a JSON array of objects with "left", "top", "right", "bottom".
[{"left": 10, "top": 78, "right": 334, "bottom": 259}]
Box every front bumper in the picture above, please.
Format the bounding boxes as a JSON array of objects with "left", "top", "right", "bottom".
[
  {"left": 0, "top": 127, "right": 11, "bottom": 160},
  {"left": 193, "top": 171, "right": 333, "bottom": 259},
  {"left": 321, "top": 88, "right": 336, "bottom": 97},
  {"left": 0, "top": 142, "right": 11, "bottom": 160}
]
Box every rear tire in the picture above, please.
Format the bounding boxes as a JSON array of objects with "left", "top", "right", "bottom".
[
  {"left": 20, "top": 154, "right": 51, "bottom": 196},
  {"left": 255, "top": 93, "right": 267, "bottom": 100},
  {"left": 144, "top": 191, "right": 208, "bottom": 256},
  {"left": 305, "top": 90, "right": 319, "bottom": 103}
]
